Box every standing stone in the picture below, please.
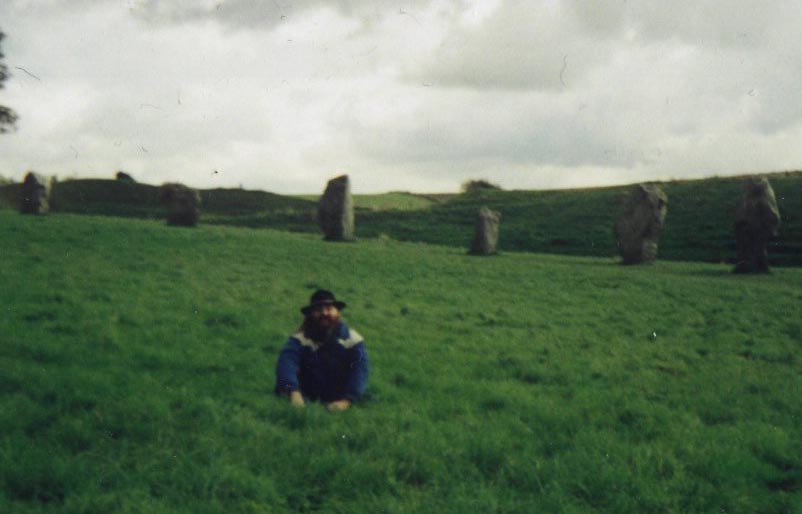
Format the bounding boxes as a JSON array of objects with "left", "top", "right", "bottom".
[
  {"left": 318, "top": 174, "right": 354, "bottom": 241},
  {"left": 20, "top": 171, "right": 53, "bottom": 214},
  {"left": 733, "top": 177, "right": 780, "bottom": 273},
  {"left": 160, "top": 182, "right": 200, "bottom": 227},
  {"left": 614, "top": 184, "right": 668, "bottom": 264},
  {"left": 469, "top": 206, "right": 501, "bottom": 255}
]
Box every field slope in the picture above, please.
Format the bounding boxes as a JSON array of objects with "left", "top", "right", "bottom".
[
  {"left": 2, "top": 172, "right": 800, "bottom": 266},
  {"left": 1, "top": 210, "right": 801, "bottom": 513},
  {"left": 352, "top": 172, "right": 802, "bottom": 266}
]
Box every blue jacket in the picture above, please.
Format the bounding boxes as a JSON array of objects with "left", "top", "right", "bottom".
[{"left": 274, "top": 322, "right": 369, "bottom": 403}]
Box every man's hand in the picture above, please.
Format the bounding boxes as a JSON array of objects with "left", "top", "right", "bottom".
[
  {"left": 326, "top": 399, "right": 352, "bottom": 412},
  {"left": 289, "top": 391, "right": 305, "bottom": 408}
]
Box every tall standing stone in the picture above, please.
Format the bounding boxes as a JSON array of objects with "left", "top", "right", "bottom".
[
  {"left": 20, "top": 171, "right": 53, "bottom": 214},
  {"left": 318, "top": 174, "right": 354, "bottom": 241},
  {"left": 614, "top": 184, "right": 668, "bottom": 264},
  {"left": 733, "top": 177, "right": 780, "bottom": 273},
  {"left": 469, "top": 206, "right": 501, "bottom": 255},
  {"left": 160, "top": 182, "right": 200, "bottom": 227}
]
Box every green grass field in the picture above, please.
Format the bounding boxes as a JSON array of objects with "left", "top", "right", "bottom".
[{"left": 2, "top": 210, "right": 801, "bottom": 513}]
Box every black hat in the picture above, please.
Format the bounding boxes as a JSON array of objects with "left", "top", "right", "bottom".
[{"left": 301, "top": 289, "right": 346, "bottom": 315}]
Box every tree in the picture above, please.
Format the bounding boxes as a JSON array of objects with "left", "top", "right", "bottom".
[
  {"left": 460, "top": 179, "right": 502, "bottom": 194},
  {"left": 0, "top": 30, "right": 19, "bottom": 133}
]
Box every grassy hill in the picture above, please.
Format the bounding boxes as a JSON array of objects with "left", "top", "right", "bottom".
[
  {"left": 350, "top": 172, "right": 802, "bottom": 266},
  {"left": 0, "top": 179, "right": 315, "bottom": 217},
  {"left": 1, "top": 211, "right": 801, "bottom": 513},
  {"left": 1, "top": 172, "right": 801, "bottom": 266}
]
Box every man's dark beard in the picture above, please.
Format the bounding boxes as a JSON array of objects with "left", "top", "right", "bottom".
[{"left": 303, "top": 318, "right": 337, "bottom": 343}]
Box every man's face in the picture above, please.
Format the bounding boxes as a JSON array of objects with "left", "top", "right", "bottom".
[{"left": 309, "top": 304, "right": 341, "bottom": 328}]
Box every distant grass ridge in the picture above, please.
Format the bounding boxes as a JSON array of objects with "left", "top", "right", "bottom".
[
  {"left": 354, "top": 172, "right": 802, "bottom": 266},
  {"left": 0, "top": 179, "right": 316, "bottom": 218},
  {"left": 2, "top": 211, "right": 801, "bottom": 513},
  {"left": 1, "top": 171, "right": 800, "bottom": 265}
]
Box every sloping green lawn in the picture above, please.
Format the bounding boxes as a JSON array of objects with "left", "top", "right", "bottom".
[{"left": 1, "top": 210, "right": 801, "bottom": 513}]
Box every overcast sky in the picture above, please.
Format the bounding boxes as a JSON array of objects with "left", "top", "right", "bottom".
[{"left": 1, "top": 0, "right": 801, "bottom": 194}]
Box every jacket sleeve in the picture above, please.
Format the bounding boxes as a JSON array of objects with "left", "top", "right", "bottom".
[
  {"left": 344, "top": 342, "right": 370, "bottom": 402},
  {"left": 275, "top": 338, "right": 303, "bottom": 395}
]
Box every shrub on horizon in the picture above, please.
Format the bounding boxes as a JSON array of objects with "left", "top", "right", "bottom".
[
  {"left": 116, "top": 171, "right": 135, "bottom": 182},
  {"left": 461, "top": 179, "right": 502, "bottom": 194}
]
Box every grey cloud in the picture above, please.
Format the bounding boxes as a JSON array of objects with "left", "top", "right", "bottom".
[
  {"left": 130, "top": 0, "right": 442, "bottom": 31},
  {"left": 132, "top": 0, "right": 290, "bottom": 29},
  {"left": 625, "top": 1, "right": 795, "bottom": 49},
  {"left": 413, "top": 0, "right": 802, "bottom": 92},
  {"left": 566, "top": 1, "right": 786, "bottom": 49},
  {"left": 565, "top": 0, "right": 628, "bottom": 38},
  {"left": 416, "top": 1, "right": 618, "bottom": 91}
]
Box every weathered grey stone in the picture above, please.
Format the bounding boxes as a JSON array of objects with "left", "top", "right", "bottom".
[
  {"left": 20, "top": 171, "right": 53, "bottom": 214},
  {"left": 469, "top": 206, "right": 501, "bottom": 255},
  {"left": 614, "top": 184, "right": 668, "bottom": 264},
  {"left": 318, "top": 174, "right": 354, "bottom": 241},
  {"left": 733, "top": 177, "right": 780, "bottom": 273},
  {"left": 160, "top": 182, "right": 200, "bottom": 227}
]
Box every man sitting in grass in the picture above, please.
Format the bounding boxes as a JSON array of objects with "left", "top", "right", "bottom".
[{"left": 275, "top": 290, "right": 370, "bottom": 411}]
